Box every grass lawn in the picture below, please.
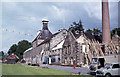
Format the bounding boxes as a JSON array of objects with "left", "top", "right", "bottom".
[
  {"left": 2, "top": 63, "right": 94, "bottom": 77},
  {"left": 2, "top": 64, "right": 71, "bottom": 75}
]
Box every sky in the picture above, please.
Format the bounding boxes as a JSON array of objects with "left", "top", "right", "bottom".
[{"left": 0, "top": 1, "right": 118, "bottom": 53}]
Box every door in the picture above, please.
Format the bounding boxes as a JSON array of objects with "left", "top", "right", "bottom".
[{"left": 112, "top": 64, "right": 120, "bottom": 75}]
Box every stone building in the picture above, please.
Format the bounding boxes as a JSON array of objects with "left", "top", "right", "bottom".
[
  {"left": 49, "top": 29, "right": 67, "bottom": 64},
  {"left": 32, "top": 19, "right": 52, "bottom": 48},
  {"left": 111, "top": 32, "right": 120, "bottom": 54},
  {"left": 112, "top": 32, "right": 120, "bottom": 47},
  {"left": 23, "top": 19, "right": 108, "bottom": 66},
  {"left": 37, "top": 29, "right": 67, "bottom": 64},
  {"left": 61, "top": 30, "right": 103, "bottom": 66},
  {"left": 62, "top": 30, "right": 78, "bottom": 65},
  {"left": 61, "top": 21, "right": 103, "bottom": 66},
  {"left": 23, "top": 47, "right": 32, "bottom": 64},
  {"left": 23, "top": 19, "right": 52, "bottom": 64},
  {"left": 23, "top": 20, "right": 68, "bottom": 65}
]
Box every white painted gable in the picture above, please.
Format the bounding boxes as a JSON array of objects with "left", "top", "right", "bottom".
[
  {"left": 76, "top": 35, "right": 86, "bottom": 43},
  {"left": 52, "top": 40, "right": 65, "bottom": 50}
]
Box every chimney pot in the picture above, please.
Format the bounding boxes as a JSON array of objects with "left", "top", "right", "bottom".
[{"left": 42, "top": 19, "right": 49, "bottom": 30}]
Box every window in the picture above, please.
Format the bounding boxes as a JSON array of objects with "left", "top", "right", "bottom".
[
  {"left": 112, "top": 64, "right": 120, "bottom": 68},
  {"left": 58, "top": 58, "right": 60, "bottom": 62},
  {"left": 92, "top": 58, "right": 97, "bottom": 64},
  {"left": 104, "top": 63, "right": 111, "bottom": 69}
]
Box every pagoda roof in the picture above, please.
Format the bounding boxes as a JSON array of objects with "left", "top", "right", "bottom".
[
  {"left": 32, "top": 20, "right": 52, "bottom": 42},
  {"left": 7, "top": 53, "right": 19, "bottom": 60}
]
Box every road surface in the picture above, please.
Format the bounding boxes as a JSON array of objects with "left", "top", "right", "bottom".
[{"left": 39, "top": 64, "right": 90, "bottom": 75}]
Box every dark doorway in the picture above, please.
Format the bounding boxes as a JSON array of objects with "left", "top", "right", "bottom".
[{"left": 98, "top": 58, "right": 105, "bottom": 69}]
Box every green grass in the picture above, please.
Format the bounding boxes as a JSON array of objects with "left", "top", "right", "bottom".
[
  {"left": 2, "top": 64, "right": 71, "bottom": 75},
  {"left": 2, "top": 64, "right": 94, "bottom": 77}
]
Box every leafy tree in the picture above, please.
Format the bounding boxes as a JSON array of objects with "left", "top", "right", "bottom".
[
  {"left": 85, "top": 28, "right": 101, "bottom": 35},
  {"left": 85, "top": 29, "right": 93, "bottom": 34},
  {"left": 8, "top": 40, "right": 32, "bottom": 60},
  {"left": 0, "top": 51, "right": 8, "bottom": 60},
  {"left": 0, "top": 51, "right": 4, "bottom": 56},
  {"left": 16, "top": 40, "right": 32, "bottom": 60},
  {"left": 111, "top": 28, "right": 120, "bottom": 37},
  {"left": 70, "top": 20, "right": 84, "bottom": 35},
  {"left": 2, "top": 54, "right": 8, "bottom": 60},
  {"left": 8, "top": 44, "right": 18, "bottom": 55},
  {"left": 93, "top": 28, "right": 101, "bottom": 33}
]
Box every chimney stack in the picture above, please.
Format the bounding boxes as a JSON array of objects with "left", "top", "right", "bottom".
[
  {"left": 102, "top": 0, "right": 111, "bottom": 44},
  {"left": 42, "top": 19, "right": 49, "bottom": 30}
]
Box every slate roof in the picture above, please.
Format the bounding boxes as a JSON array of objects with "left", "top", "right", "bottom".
[
  {"left": 74, "top": 32, "right": 102, "bottom": 43},
  {"left": 37, "top": 30, "right": 61, "bottom": 46},
  {"left": 94, "top": 34, "right": 102, "bottom": 43},
  {"left": 85, "top": 33, "right": 95, "bottom": 40}
]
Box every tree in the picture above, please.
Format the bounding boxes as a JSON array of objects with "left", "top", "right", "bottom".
[
  {"left": 111, "top": 28, "right": 120, "bottom": 37},
  {"left": 16, "top": 40, "right": 32, "bottom": 60},
  {"left": 8, "top": 44, "right": 18, "bottom": 55},
  {"left": 1, "top": 52, "right": 8, "bottom": 60},
  {"left": 85, "top": 28, "right": 101, "bottom": 35},
  {"left": 0, "top": 51, "right": 6, "bottom": 60},
  {"left": 93, "top": 28, "right": 101, "bottom": 33},
  {"left": 8, "top": 40, "right": 32, "bottom": 60},
  {"left": 0, "top": 51, "right": 4, "bottom": 56},
  {"left": 70, "top": 20, "right": 84, "bottom": 35},
  {"left": 85, "top": 29, "right": 93, "bottom": 34}
]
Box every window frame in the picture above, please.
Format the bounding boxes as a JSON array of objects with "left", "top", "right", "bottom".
[{"left": 112, "top": 64, "right": 120, "bottom": 69}]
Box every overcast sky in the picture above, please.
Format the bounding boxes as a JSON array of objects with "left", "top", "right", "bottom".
[{"left": 1, "top": 2, "right": 118, "bottom": 53}]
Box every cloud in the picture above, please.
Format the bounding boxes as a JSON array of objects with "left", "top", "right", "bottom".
[
  {"left": 1, "top": 2, "right": 118, "bottom": 53},
  {"left": 84, "top": 2, "right": 118, "bottom": 23},
  {"left": 52, "top": 5, "right": 65, "bottom": 17},
  {"left": 51, "top": 5, "right": 68, "bottom": 20},
  {"left": 51, "top": 5, "right": 69, "bottom": 26},
  {"left": 109, "top": 2, "right": 118, "bottom": 19},
  {"left": 18, "top": 16, "right": 41, "bottom": 22},
  {"left": 84, "top": 3, "right": 102, "bottom": 20},
  {"left": 0, "top": 47, "right": 8, "bottom": 53}
]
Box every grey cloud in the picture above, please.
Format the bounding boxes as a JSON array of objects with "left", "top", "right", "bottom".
[{"left": 2, "top": 2, "right": 118, "bottom": 52}]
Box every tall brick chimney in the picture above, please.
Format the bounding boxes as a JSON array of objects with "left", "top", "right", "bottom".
[{"left": 102, "top": 0, "right": 111, "bottom": 44}]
